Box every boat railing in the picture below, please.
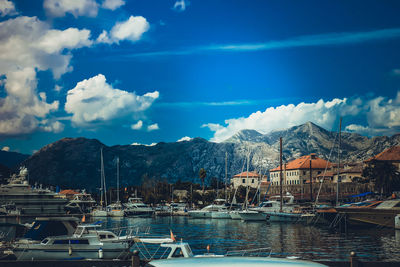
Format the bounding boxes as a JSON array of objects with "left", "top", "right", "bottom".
[{"left": 225, "top": 247, "right": 272, "bottom": 257}]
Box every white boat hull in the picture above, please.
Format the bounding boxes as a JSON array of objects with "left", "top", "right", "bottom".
[
  {"left": 188, "top": 211, "right": 212, "bottom": 218},
  {"left": 91, "top": 209, "right": 107, "bottom": 217},
  {"left": 229, "top": 211, "right": 242, "bottom": 220},
  {"left": 239, "top": 211, "right": 268, "bottom": 221},
  {"left": 211, "top": 211, "right": 231, "bottom": 219},
  {"left": 108, "top": 209, "right": 125, "bottom": 217},
  {"left": 14, "top": 244, "right": 130, "bottom": 260}
]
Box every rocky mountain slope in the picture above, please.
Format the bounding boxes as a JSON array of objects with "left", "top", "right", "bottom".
[{"left": 9, "top": 122, "right": 400, "bottom": 191}]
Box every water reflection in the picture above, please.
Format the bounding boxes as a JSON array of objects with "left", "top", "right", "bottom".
[
  {"left": 93, "top": 216, "right": 400, "bottom": 261},
  {"left": 2, "top": 216, "right": 400, "bottom": 261}
]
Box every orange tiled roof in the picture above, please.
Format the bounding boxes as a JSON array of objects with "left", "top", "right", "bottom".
[
  {"left": 366, "top": 146, "right": 400, "bottom": 162},
  {"left": 59, "top": 189, "right": 79, "bottom": 195},
  {"left": 270, "top": 154, "right": 332, "bottom": 172},
  {"left": 233, "top": 171, "right": 259, "bottom": 178}
]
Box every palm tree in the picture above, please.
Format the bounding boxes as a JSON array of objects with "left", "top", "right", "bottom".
[
  {"left": 199, "top": 168, "right": 207, "bottom": 194},
  {"left": 362, "top": 159, "right": 400, "bottom": 196}
]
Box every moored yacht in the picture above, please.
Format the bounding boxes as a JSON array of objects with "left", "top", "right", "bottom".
[
  {"left": 0, "top": 167, "right": 68, "bottom": 216},
  {"left": 124, "top": 197, "right": 154, "bottom": 217},
  {"left": 13, "top": 223, "right": 132, "bottom": 260},
  {"left": 189, "top": 199, "right": 227, "bottom": 219}
]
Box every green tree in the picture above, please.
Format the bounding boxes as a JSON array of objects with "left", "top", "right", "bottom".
[
  {"left": 199, "top": 168, "right": 207, "bottom": 193},
  {"left": 362, "top": 159, "right": 400, "bottom": 196}
]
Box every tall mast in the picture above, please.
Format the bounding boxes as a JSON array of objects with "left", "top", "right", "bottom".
[
  {"left": 336, "top": 118, "right": 342, "bottom": 206},
  {"left": 245, "top": 150, "right": 250, "bottom": 210},
  {"left": 279, "top": 137, "right": 283, "bottom": 212},
  {"left": 225, "top": 151, "right": 228, "bottom": 201},
  {"left": 102, "top": 148, "right": 108, "bottom": 207},
  {"left": 100, "top": 148, "right": 104, "bottom": 207},
  {"left": 117, "top": 157, "right": 120, "bottom": 203}
]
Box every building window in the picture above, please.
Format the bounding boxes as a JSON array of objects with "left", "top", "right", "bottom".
[
  {"left": 303, "top": 171, "right": 306, "bottom": 175},
  {"left": 242, "top": 179, "right": 245, "bottom": 183},
  {"left": 252, "top": 179, "right": 254, "bottom": 183}
]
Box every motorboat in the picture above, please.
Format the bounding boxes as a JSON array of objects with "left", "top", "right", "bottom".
[
  {"left": 107, "top": 201, "right": 125, "bottom": 217},
  {"left": 124, "top": 197, "right": 154, "bottom": 217},
  {"left": 189, "top": 199, "right": 227, "bottom": 219},
  {"left": 147, "top": 256, "right": 328, "bottom": 267},
  {"left": 211, "top": 204, "right": 231, "bottom": 219},
  {"left": 13, "top": 222, "right": 174, "bottom": 260},
  {"left": 146, "top": 242, "right": 328, "bottom": 267},
  {"left": 65, "top": 191, "right": 96, "bottom": 214}
]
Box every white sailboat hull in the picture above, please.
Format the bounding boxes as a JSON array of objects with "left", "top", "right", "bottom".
[{"left": 238, "top": 211, "right": 268, "bottom": 221}]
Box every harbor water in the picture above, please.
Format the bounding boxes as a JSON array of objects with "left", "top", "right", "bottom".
[
  {"left": 3, "top": 215, "right": 400, "bottom": 262},
  {"left": 101, "top": 216, "right": 400, "bottom": 262}
]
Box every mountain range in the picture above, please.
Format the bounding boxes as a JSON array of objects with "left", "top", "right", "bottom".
[{"left": 2, "top": 122, "right": 400, "bottom": 192}]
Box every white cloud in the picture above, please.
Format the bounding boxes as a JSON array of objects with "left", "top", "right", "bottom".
[
  {"left": 0, "top": 16, "right": 92, "bottom": 137},
  {"left": 131, "top": 120, "right": 143, "bottom": 130},
  {"left": 101, "top": 0, "right": 125, "bottom": 11},
  {"left": 1, "top": 146, "right": 10, "bottom": 151},
  {"left": 65, "top": 74, "right": 159, "bottom": 128},
  {"left": 96, "top": 15, "right": 150, "bottom": 44},
  {"left": 147, "top": 123, "right": 159, "bottom": 131},
  {"left": 44, "top": 0, "right": 98, "bottom": 18},
  {"left": 0, "top": 0, "right": 17, "bottom": 17},
  {"left": 204, "top": 92, "right": 400, "bottom": 142},
  {"left": 173, "top": 0, "right": 186, "bottom": 12},
  {"left": 177, "top": 136, "right": 193, "bottom": 142},
  {"left": 36, "top": 28, "right": 92, "bottom": 54}
]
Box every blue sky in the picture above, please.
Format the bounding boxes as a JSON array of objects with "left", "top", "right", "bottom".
[{"left": 1, "top": 0, "right": 400, "bottom": 154}]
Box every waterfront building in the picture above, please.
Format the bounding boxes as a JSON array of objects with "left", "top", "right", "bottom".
[
  {"left": 269, "top": 153, "right": 332, "bottom": 186},
  {"left": 365, "top": 146, "right": 400, "bottom": 170},
  {"left": 331, "top": 163, "right": 364, "bottom": 183},
  {"left": 232, "top": 171, "right": 260, "bottom": 189}
]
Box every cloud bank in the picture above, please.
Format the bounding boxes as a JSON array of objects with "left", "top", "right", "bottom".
[
  {"left": 65, "top": 74, "right": 159, "bottom": 128},
  {"left": 0, "top": 16, "right": 93, "bottom": 137},
  {"left": 204, "top": 92, "right": 400, "bottom": 142}
]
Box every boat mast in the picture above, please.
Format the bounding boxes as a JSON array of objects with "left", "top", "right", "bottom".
[
  {"left": 245, "top": 150, "right": 250, "bottom": 210},
  {"left": 117, "top": 157, "right": 120, "bottom": 203},
  {"left": 102, "top": 148, "right": 108, "bottom": 207},
  {"left": 225, "top": 151, "right": 228, "bottom": 201},
  {"left": 100, "top": 148, "right": 104, "bottom": 207},
  {"left": 336, "top": 117, "right": 342, "bottom": 207},
  {"left": 279, "top": 137, "right": 283, "bottom": 212}
]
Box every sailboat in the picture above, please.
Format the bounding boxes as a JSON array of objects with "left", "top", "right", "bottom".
[
  {"left": 264, "top": 137, "right": 303, "bottom": 223},
  {"left": 211, "top": 152, "right": 232, "bottom": 219},
  {"left": 91, "top": 148, "right": 108, "bottom": 217},
  {"left": 238, "top": 151, "right": 268, "bottom": 221},
  {"left": 106, "top": 157, "right": 125, "bottom": 217}
]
